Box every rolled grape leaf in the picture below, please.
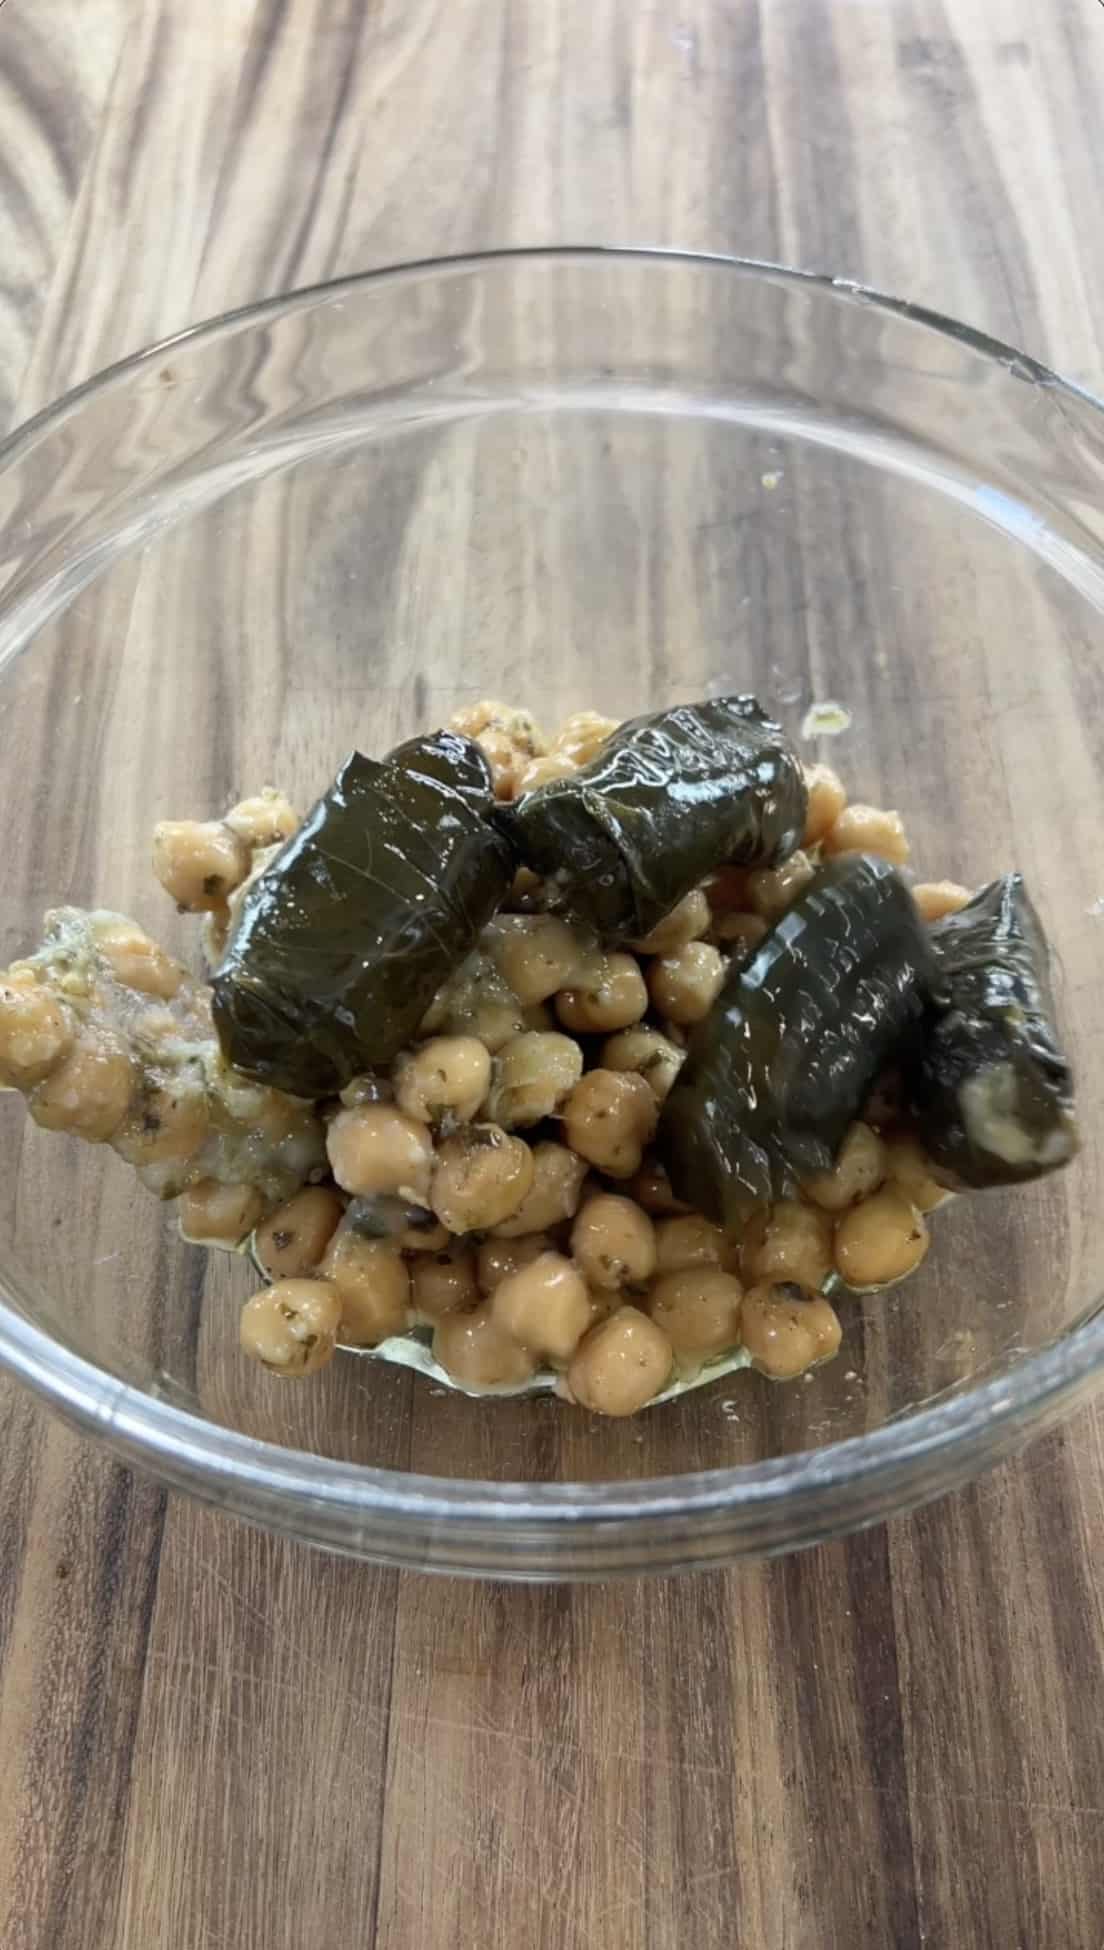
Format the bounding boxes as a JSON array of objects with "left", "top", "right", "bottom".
[
  {"left": 213, "top": 731, "right": 514, "bottom": 1097},
  {"left": 498, "top": 695, "right": 806, "bottom": 941},
  {"left": 908, "top": 874, "right": 1077, "bottom": 1187},
  {"left": 657, "top": 855, "right": 932, "bottom": 1226}
]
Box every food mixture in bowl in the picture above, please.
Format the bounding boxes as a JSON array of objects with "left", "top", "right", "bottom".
[{"left": 0, "top": 697, "right": 1079, "bottom": 1417}]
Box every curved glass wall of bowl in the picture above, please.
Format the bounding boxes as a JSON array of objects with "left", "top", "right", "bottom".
[{"left": 1, "top": 250, "right": 1104, "bottom": 1577}]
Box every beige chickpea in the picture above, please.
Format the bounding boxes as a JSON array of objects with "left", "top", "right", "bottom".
[
  {"left": 0, "top": 977, "right": 73, "bottom": 1088},
  {"left": 254, "top": 1185, "right": 345, "bottom": 1280},
  {"left": 152, "top": 818, "right": 251, "bottom": 911},
  {"left": 463, "top": 994, "right": 527, "bottom": 1053},
  {"left": 913, "top": 880, "right": 972, "bottom": 923},
  {"left": 476, "top": 728, "right": 527, "bottom": 801},
  {"left": 322, "top": 1232, "right": 410, "bottom": 1345},
  {"left": 599, "top": 1027, "right": 684, "bottom": 1105},
  {"left": 555, "top": 953, "right": 648, "bottom": 1034},
  {"left": 91, "top": 919, "right": 184, "bottom": 999},
  {"left": 396, "top": 1214, "right": 451, "bottom": 1253},
  {"left": 510, "top": 866, "right": 543, "bottom": 903},
  {"left": 567, "top": 1306, "right": 673, "bottom": 1416},
  {"left": 491, "top": 1250, "right": 592, "bottom": 1360},
  {"left": 823, "top": 804, "right": 910, "bottom": 866},
  {"left": 486, "top": 1031, "right": 583, "bottom": 1129},
  {"left": 626, "top": 1158, "right": 690, "bottom": 1216},
  {"left": 449, "top": 698, "right": 539, "bottom": 744},
  {"left": 179, "top": 1177, "right": 267, "bottom": 1246},
  {"left": 803, "top": 763, "right": 847, "bottom": 846},
  {"left": 740, "top": 1281, "right": 842, "bottom": 1380},
  {"left": 646, "top": 941, "right": 725, "bottom": 1027},
  {"left": 410, "top": 1248, "right": 479, "bottom": 1320},
  {"left": 746, "top": 850, "right": 815, "bottom": 923},
  {"left": 113, "top": 1076, "right": 210, "bottom": 1167},
  {"left": 326, "top": 1104, "right": 434, "bottom": 1202},
  {"left": 490, "top": 1140, "right": 588, "bottom": 1237},
  {"left": 430, "top": 1125, "right": 534, "bottom": 1234},
  {"left": 654, "top": 1213, "right": 733, "bottom": 1275},
  {"left": 740, "top": 1200, "right": 834, "bottom": 1291},
  {"left": 517, "top": 753, "right": 576, "bottom": 792},
  {"left": 561, "top": 1070, "right": 657, "bottom": 1180},
  {"left": 490, "top": 914, "right": 586, "bottom": 1005},
  {"left": 29, "top": 1030, "right": 133, "bottom": 1142},
  {"left": 630, "top": 889, "right": 711, "bottom": 956},
  {"left": 713, "top": 911, "right": 769, "bottom": 959},
  {"left": 433, "top": 1303, "right": 538, "bottom": 1389},
  {"left": 240, "top": 1278, "right": 341, "bottom": 1375},
  {"left": 476, "top": 1232, "right": 552, "bottom": 1295},
  {"left": 884, "top": 1132, "right": 953, "bottom": 1213},
  {"left": 834, "top": 1186, "right": 930, "bottom": 1289},
  {"left": 223, "top": 788, "right": 298, "bottom": 848},
  {"left": 551, "top": 710, "right": 618, "bottom": 765},
  {"left": 648, "top": 1267, "right": 743, "bottom": 1358},
  {"left": 803, "top": 1122, "right": 887, "bottom": 1212},
  {"left": 571, "top": 1195, "right": 657, "bottom": 1291},
  {"left": 394, "top": 1036, "right": 491, "bottom": 1126}
]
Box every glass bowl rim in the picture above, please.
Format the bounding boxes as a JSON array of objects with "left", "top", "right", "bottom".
[{"left": 1, "top": 243, "right": 1102, "bottom": 1538}]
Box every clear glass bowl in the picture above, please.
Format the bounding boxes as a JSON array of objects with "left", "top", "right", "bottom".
[{"left": 1, "top": 248, "right": 1103, "bottom": 1579}]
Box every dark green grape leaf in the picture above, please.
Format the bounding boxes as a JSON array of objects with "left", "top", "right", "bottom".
[
  {"left": 497, "top": 695, "right": 806, "bottom": 940},
  {"left": 657, "top": 855, "right": 932, "bottom": 1226},
  {"left": 213, "top": 731, "right": 514, "bottom": 1097},
  {"left": 908, "top": 874, "right": 1078, "bottom": 1186}
]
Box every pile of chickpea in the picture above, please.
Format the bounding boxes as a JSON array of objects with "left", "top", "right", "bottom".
[{"left": 0, "top": 702, "right": 974, "bottom": 1417}]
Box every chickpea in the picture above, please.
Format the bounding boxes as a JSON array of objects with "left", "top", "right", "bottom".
[
  {"left": 833, "top": 1186, "right": 930, "bottom": 1289},
  {"left": 477, "top": 728, "right": 527, "bottom": 800},
  {"left": 599, "top": 1027, "right": 684, "bottom": 1104},
  {"left": 254, "top": 1185, "right": 345, "bottom": 1280},
  {"left": 802, "top": 762, "right": 847, "bottom": 846},
  {"left": 431, "top": 1124, "right": 534, "bottom": 1233},
  {"left": 490, "top": 914, "right": 586, "bottom": 1005},
  {"left": 152, "top": 819, "right": 251, "bottom": 911},
  {"left": 396, "top": 1214, "right": 451, "bottom": 1253},
  {"left": 884, "top": 1132, "right": 953, "bottom": 1213},
  {"left": 803, "top": 1122, "right": 887, "bottom": 1212},
  {"left": 646, "top": 941, "right": 725, "bottom": 1027},
  {"left": 712, "top": 911, "right": 768, "bottom": 959},
  {"left": 464, "top": 995, "right": 527, "bottom": 1053},
  {"left": 510, "top": 866, "right": 543, "bottom": 903},
  {"left": 741, "top": 1200, "right": 834, "bottom": 1290},
  {"left": 179, "top": 1178, "right": 267, "bottom": 1246},
  {"left": 740, "top": 1281, "right": 842, "bottom": 1380},
  {"left": 562, "top": 1070, "right": 657, "bottom": 1179},
  {"left": 449, "top": 699, "right": 544, "bottom": 750},
  {"left": 91, "top": 919, "right": 183, "bottom": 999},
  {"left": 630, "top": 890, "right": 711, "bottom": 956},
  {"left": 433, "top": 1303, "right": 538, "bottom": 1389},
  {"left": 571, "top": 1195, "right": 657, "bottom": 1291},
  {"left": 555, "top": 953, "right": 648, "bottom": 1034},
  {"left": 913, "top": 880, "right": 972, "bottom": 923},
  {"left": 551, "top": 710, "right": 618, "bottom": 765},
  {"left": 240, "top": 1278, "right": 341, "bottom": 1375},
  {"left": 339, "top": 1072, "right": 393, "bottom": 1108},
  {"left": 326, "top": 1104, "right": 434, "bottom": 1202},
  {"left": 410, "top": 1248, "right": 479, "bottom": 1320},
  {"left": 823, "top": 804, "right": 910, "bottom": 866},
  {"left": 518, "top": 753, "right": 576, "bottom": 792},
  {"left": 486, "top": 1031, "right": 583, "bottom": 1128},
  {"left": 29, "top": 1030, "right": 133, "bottom": 1142},
  {"left": 567, "top": 1306, "right": 673, "bottom": 1416},
  {"left": 322, "top": 1232, "right": 410, "bottom": 1345},
  {"left": 490, "top": 1140, "right": 588, "bottom": 1237},
  {"left": 476, "top": 1232, "right": 552, "bottom": 1295},
  {"left": 627, "top": 1158, "right": 690, "bottom": 1216},
  {"left": 394, "top": 1035, "right": 491, "bottom": 1126},
  {"left": 113, "top": 1076, "right": 209, "bottom": 1167},
  {"left": 491, "top": 1250, "right": 592, "bottom": 1360},
  {"left": 648, "top": 1268, "right": 743, "bottom": 1358},
  {"left": 746, "top": 850, "right": 814, "bottom": 922},
  {"left": 655, "top": 1213, "right": 734, "bottom": 1275},
  {"left": 223, "top": 789, "right": 298, "bottom": 848},
  {"left": 0, "top": 978, "right": 73, "bottom": 1088}
]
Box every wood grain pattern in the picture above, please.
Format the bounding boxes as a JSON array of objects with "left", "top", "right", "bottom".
[{"left": 2, "top": 2, "right": 1104, "bottom": 1946}]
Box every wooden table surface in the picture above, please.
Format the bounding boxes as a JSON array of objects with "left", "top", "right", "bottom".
[{"left": 3, "top": 3, "right": 1104, "bottom": 1945}]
